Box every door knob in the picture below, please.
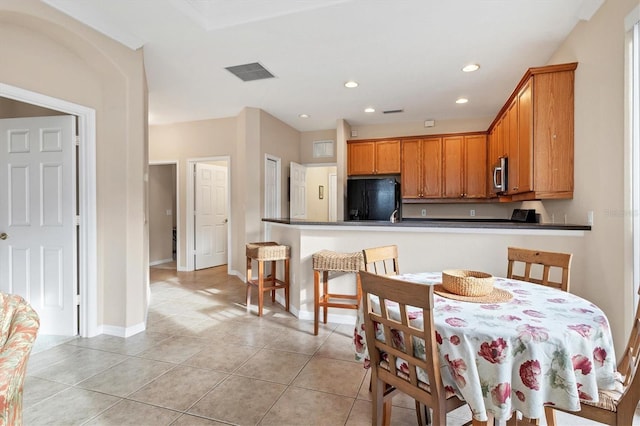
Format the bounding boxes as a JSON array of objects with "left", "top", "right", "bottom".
[{"left": 0, "top": 233, "right": 7, "bottom": 240}]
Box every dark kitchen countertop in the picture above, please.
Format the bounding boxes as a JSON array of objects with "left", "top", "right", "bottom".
[{"left": 263, "top": 217, "right": 591, "bottom": 231}]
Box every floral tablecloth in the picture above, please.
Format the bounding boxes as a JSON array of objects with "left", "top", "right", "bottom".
[{"left": 353, "top": 272, "right": 618, "bottom": 422}]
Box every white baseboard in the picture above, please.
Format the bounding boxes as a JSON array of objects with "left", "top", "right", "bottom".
[
  {"left": 149, "top": 258, "right": 173, "bottom": 266},
  {"left": 101, "top": 322, "right": 146, "bottom": 338}
]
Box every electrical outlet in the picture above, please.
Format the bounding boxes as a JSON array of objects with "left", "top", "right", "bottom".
[
  {"left": 587, "top": 210, "right": 594, "bottom": 225},
  {"left": 421, "top": 209, "right": 427, "bottom": 217},
  {"left": 470, "top": 209, "right": 476, "bottom": 217}
]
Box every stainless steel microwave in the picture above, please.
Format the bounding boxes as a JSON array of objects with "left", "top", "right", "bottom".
[{"left": 493, "top": 157, "right": 508, "bottom": 192}]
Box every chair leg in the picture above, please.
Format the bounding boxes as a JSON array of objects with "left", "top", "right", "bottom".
[
  {"left": 284, "top": 258, "right": 290, "bottom": 312},
  {"left": 257, "top": 260, "right": 264, "bottom": 316},
  {"left": 322, "top": 270, "right": 329, "bottom": 324},
  {"left": 544, "top": 407, "right": 556, "bottom": 426},
  {"left": 314, "top": 270, "right": 320, "bottom": 335},
  {"left": 271, "top": 260, "right": 277, "bottom": 303},
  {"left": 246, "top": 257, "right": 252, "bottom": 312}
]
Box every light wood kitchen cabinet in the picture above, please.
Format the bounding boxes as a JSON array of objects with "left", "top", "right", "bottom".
[
  {"left": 443, "top": 134, "right": 487, "bottom": 199},
  {"left": 487, "top": 115, "right": 506, "bottom": 197},
  {"left": 347, "top": 139, "right": 400, "bottom": 176},
  {"left": 487, "top": 62, "right": 576, "bottom": 200},
  {"left": 401, "top": 137, "right": 442, "bottom": 199}
]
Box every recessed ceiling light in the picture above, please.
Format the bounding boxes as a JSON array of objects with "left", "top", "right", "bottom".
[
  {"left": 462, "top": 64, "right": 480, "bottom": 72},
  {"left": 364, "top": 107, "right": 375, "bottom": 113},
  {"left": 298, "top": 113, "right": 310, "bottom": 118},
  {"left": 344, "top": 81, "right": 359, "bottom": 88},
  {"left": 456, "top": 98, "right": 469, "bottom": 104}
]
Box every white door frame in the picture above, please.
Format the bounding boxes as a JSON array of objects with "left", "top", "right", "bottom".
[
  {"left": 0, "top": 83, "right": 98, "bottom": 338},
  {"left": 264, "top": 155, "right": 281, "bottom": 241},
  {"left": 149, "top": 161, "right": 179, "bottom": 267},
  {"left": 186, "top": 156, "right": 231, "bottom": 272}
]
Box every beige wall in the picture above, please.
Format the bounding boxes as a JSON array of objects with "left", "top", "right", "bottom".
[
  {"left": 0, "top": 0, "right": 149, "bottom": 332},
  {"left": 0, "top": 97, "right": 65, "bottom": 117},
  {"left": 349, "top": 117, "right": 493, "bottom": 140},
  {"left": 149, "top": 117, "right": 235, "bottom": 268},
  {"left": 260, "top": 109, "right": 301, "bottom": 219},
  {"left": 300, "top": 129, "right": 337, "bottom": 163},
  {"left": 149, "top": 165, "right": 175, "bottom": 263},
  {"left": 539, "top": 0, "right": 637, "bottom": 352}
]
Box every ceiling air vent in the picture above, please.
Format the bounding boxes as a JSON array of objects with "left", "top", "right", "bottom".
[
  {"left": 225, "top": 62, "right": 275, "bottom": 82},
  {"left": 382, "top": 108, "right": 404, "bottom": 114}
]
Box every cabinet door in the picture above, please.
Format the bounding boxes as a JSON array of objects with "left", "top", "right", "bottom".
[
  {"left": 421, "top": 137, "right": 442, "bottom": 198},
  {"left": 517, "top": 79, "right": 533, "bottom": 193},
  {"left": 401, "top": 139, "right": 421, "bottom": 199},
  {"left": 347, "top": 142, "right": 375, "bottom": 175},
  {"left": 442, "top": 136, "right": 464, "bottom": 198},
  {"left": 464, "top": 135, "right": 487, "bottom": 198},
  {"left": 375, "top": 140, "right": 401, "bottom": 174},
  {"left": 533, "top": 71, "right": 574, "bottom": 193},
  {"left": 506, "top": 99, "right": 520, "bottom": 194}
]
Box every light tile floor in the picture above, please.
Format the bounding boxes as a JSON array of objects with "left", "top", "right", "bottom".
[{"left": 22, "top": 263, "right": 640, "bottom": 425}]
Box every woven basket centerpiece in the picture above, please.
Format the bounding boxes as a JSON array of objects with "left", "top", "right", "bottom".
[{"left": 442, "top": 269, "right": 494, "bottom": 297}]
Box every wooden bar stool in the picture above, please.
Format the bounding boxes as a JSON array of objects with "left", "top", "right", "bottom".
[
  {"left": 312, "top": 249, "right": 364, "bottom": 335},
  {"left": 246, "top": 242, "right": 290, "bottom": 316}
]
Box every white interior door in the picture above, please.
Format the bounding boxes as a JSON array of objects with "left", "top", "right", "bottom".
[
  {"left": 290, "top": 162, "right": 307, "bottom": 219},
  {"left": 0, "top": 115, "right": 77, "bottom": 335},
  {"left": 195, "top": 163, "right": 227, "bottom": 269}
]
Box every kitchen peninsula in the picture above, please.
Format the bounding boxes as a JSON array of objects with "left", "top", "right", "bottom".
[{"left": 263, "top": 218, "right": 590, "bottom": 325}]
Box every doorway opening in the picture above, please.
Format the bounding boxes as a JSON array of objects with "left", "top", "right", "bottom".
[{"left": 149, "top": 162, "right": 178, "bottom": 270}]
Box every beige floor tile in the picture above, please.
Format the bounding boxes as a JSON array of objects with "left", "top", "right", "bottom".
[
  {"left": 129, "top": 365, "right": 227, "bottom": 411},
  {"left": 314, "top": 328, "right": 361, "bottom": 362},
  {"left": 76, "top": 357, "right": 174, "bottom": 396},
  {"left": 136, "top": 335, "right": 209, "bottom": 363},
  {"left": 171, "top": 414, "right": 230, "bottom": 425},
  {"left": 188, "top": 375, "right": 286, "bottom": 425},
  {"left": 235, "top": 348, "right": 311, "bottom": 385},
  {"left": 83, "top": 399, "right": 181, "bottom": 425},
  {"left": 26, "top": 344, "right": 85, "bottom": 376},
  {"left": 345, "top": 399, "right": 372, "bottom": 426},
  {"left": 146, "top": 315, "right": 214, "bottom": 335},
  {"left": 30, "top": 347, "right": 128, "bottom": 385},
  {"left": 22, "top": 376, "right": 69, "bottom": 408},
  {"left": 183, "top": 341, "right": 260, "bottom": 372},
  {"left": 23, "top": 387, "right": 120, "bottom": 425},
  {"left": 260, "top": 386, "right": 354, "bottom": 426},
  {"left": 67, "top": 331, "right": 172, "bottom": 356},
  {"left": 264, "top": 328, "right": 329, "bottom": 355},
  {"left": 223, "top": 323, "right": 289, "bottom": 347},
  {"left": 292, "top": 356, "right": 367, "bottom": 398}
]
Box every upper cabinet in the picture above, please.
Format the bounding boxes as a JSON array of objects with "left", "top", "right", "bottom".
[
  {"left": 442, "top": 134, "right": 487, "bottom": 199},
  {"left": 488, "top": 62, "right": 577, "bottom": 200},
  {"left": 347, "top": 139, "right": 401, "bottom": 176},
  {"left": 401, "top": 137, "right": 442, "bottom": 199}
]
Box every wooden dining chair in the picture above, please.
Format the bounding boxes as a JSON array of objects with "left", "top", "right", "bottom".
[
  {"left": 359, "top": 270, "right": 468, "bottom": 426},
  {"left": 543, "top": 287, "right": 640, "bottom": 426},
  {"left": 506, "top": 247, "right": 573, "bottom": 292},
  {"left": 362, "top": 245, "right": 400, "bottom": 276}
]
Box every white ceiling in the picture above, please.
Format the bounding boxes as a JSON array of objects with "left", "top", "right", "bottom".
[{"left": 43, "top": 0, "right": 604, "bottom": 132}]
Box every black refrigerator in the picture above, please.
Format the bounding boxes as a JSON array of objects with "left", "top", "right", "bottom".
[{"left": 347, "top": 178, "right": 400, "bottom": 221}]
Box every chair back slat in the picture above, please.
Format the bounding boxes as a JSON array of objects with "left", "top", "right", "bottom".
[
  {"left": 363, "top": 245, "right": 400, "bottom": 276},
  {"left": 360, "top": 271, "right": 446, "bottom": 405},
  {"left": 507, "top": 247, "right": 572, "bottom": 292}
]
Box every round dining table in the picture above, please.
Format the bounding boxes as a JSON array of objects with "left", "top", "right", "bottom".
[{"left": 353, "top": 272, "right": 619, "bottom": 422}]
